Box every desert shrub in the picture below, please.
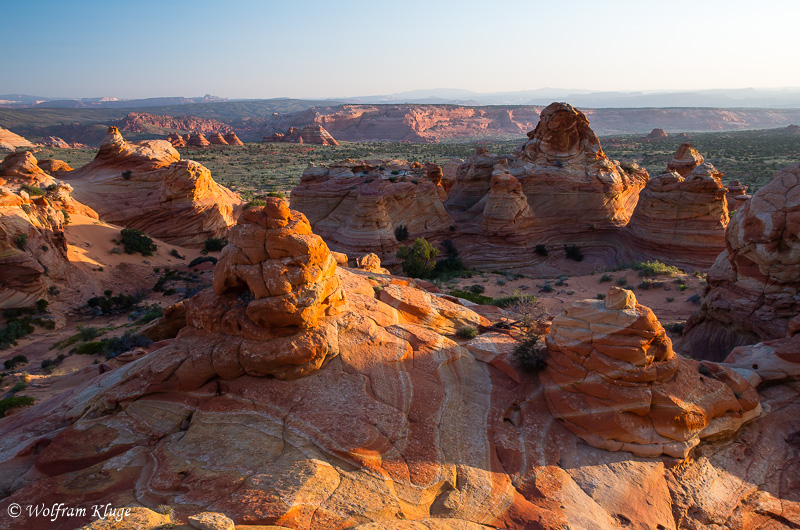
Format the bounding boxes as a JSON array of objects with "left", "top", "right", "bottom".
[
  {"left": 74, "top": 341, "right": 106, "bottom": 355},
  {"left": 243, "top": 198, "right": 267, "bottom": 210},
  {"left": 564, "top": 244, "right": 584, "bottom": 262},
  {"left": 3, "top": 355, "right": 28, "bottom": 370},
  {"left": 665, "top": 322, "right": 686, "bottom": 334},
  {"left": 615, "top": 276, "right": 628, "bottom": 286},
  {"left": 14, "top": 233, "right": 27, "bottom": 250},
  {"left": 492, "top": 294, "right": 536, "bottom": 309},
  {"left": 35, "top": 299, "right": 48, "bottom": 313},
  {"left": 512, "top": 335, "right": 548, "bottom": 372},
  {"left": 188, "top": 256, "right": 217, "bottom": 268},
  {"left": 120, "top": 228, "right": 157, "bottom": 256},
  {"left": 497, "top": 278, "right": 506, "bottom": 286},
  {"left": 373, "top": 285, "right": 383, "bottom": 294},
  {"left": 431, "top": 239, "right": 468, "bottom": 280},
  {"left": 62, "top": 210, "right": 71, "bottom": 225},
  {"left": 599, "top": 274, "right": 613, "bottom": 283},
  {"left": 41, "top": 354, "right": 66, "bottom": 371},
  {"left": 666, "top": 297, "right": 675, "bottom": 302},
  {"left": 394, "top": 224, "right": 409, "bottom": 242},
  {"left": 121, "top": 170, "right": 132, "bottom": 180},
  {"left": 73, "top": 332, "right": 152, "bottom": 359},
  {"left": 469, "top": 284, "right": 485, "bottom": 294},
  {"left": 136, "top": 304, "right": 163, "bottom": 324},
  {"left": 267, "top": 191, "right": 285, "bottom": 198},
  {"left": 0, "top": 396, "right": 35, "bottom": 417},
  {"left": 539, "top": 283, "right": 554, "bottom": 293},
  {"left": 620, "top": 260, "right": 682, "bottom": 277},
  {"left": 203, "top": 237, "right": 227, "bottom": 252},
  {"left": 534, "top": 244, "right": 548, "bottom": 257},
  {"left": 87, "top": 291, "right": 138, "bottom": 314},
  {"left": 456, "top": 326, "right": 478, "bottom": 339},
  {"left": 687, "top": 294, "right": 702, "bottom": 305},
  {"left": 397, "top": 238, "right": 438, "bottom": 279},
  {"left": 169, "top": 249, "right": 185, "bottom": 260},
  {"left": 596, "top": 293, "right": 606, "bottom": 300},
  {"left": 391, "top": 170, "right": 400, "bottom": 175},
  {"left": 0, "top": 314, "right": 38, "bottom": 350},
  {"left": 447, "top": 289, "right": 493, "bottom": 305},
  {"left": 20, "top": 184, "right": 44, "bottom": 196}
]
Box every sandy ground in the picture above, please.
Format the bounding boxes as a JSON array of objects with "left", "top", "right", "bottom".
[{"left": 0, "top": 215, "right": 218, "bottom": 414}]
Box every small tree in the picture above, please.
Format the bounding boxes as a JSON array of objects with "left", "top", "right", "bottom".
[
  {"left": 394, "top": 224, "right": 409, "bottom": 242},
  {"left": 396, "top": 238, "right": 438, "bottom": 279}
]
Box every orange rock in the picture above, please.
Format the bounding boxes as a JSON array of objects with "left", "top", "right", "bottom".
[
  {"left": 38, "top": 136, "right": 72, "bottom": 149},
  {"left": 207, "top": 132, "right": 229, "bottom": 145},
  {"left": 542, "top": 287, "right": 761, "bottom": 458},
  {"left": 265, "top": 125, "right": 339, "bottom": 146},
  {"left": 666, "top": 143, "right": 704, "bottom": 177},
  {"left": 223, "top": 132, "right": 244, "bottom": 146},
  {"left": 185, "top": 132, "right": 210, "bottom": 147},
  {"left": 166, "top": 132, "right": 186, "bottom": 147},
  {"left": 37, "top": 159, "right": 73, "bottom": 175},
  {"left": 64, "top": 127, "right": 240, "bottom": 247},
  {"left": 626, "top": 163, "right": 729, "bottom": 268},
  {"left": 0, "top": 126, "right": 34, "bottom": 149},
  {"left": 643, "top": 128, "right": 668, "bottom": 140}
]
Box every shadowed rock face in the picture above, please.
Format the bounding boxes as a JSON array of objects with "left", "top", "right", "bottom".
[
  {"left": 65, "top": 127, "right": 241, "bottom": 247},
  {"left": 626, "top": 163, "right": 729, "bottom": 268},
  {"left": 0, "top": 210, "right": 798, "bottom": 528},
  {"left": 683, "top": 162, "right": 800, "bottom": 360},
  {"left": 542, "top": 287, "right": 760, "bottom": 459}
]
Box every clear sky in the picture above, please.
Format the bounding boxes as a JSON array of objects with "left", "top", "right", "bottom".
[{"left": 3, "top": 0, "right": 799, "bottom": 99}]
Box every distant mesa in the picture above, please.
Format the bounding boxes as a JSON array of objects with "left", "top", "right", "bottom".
[
  {"left": 37, "top": 136, "right": 71, "bottom": 148},
  {"left": 265, "top": 124, "right": 339, "bottom": 146},
  {"left": 643, "top": 128, "right": 668, "bottom": 140},
  {"left": 784, "top": 124, "right": 800, "bottom": 134},
  {"left": 0, "top": 126, "right": 34, "bottom": 150},
  {"left": 64, "top": 126, "right": 241, "bottom": 247},
  {"left": 676, "top": 132, "right": 691, "bottom": 139},
  {"left": 116, "top": 112, "right": 232, "bottom": 136}
]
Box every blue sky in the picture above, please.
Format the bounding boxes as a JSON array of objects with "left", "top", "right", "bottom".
[{"left": 3, "top": 0, "right": 799, "bottom": 99}]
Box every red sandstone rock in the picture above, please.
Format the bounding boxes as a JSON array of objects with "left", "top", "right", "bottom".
[
  {"left": 666, "top": 143, "right": 704, "bottom": 177},
  {"left": 626, "top": 163, "right": 729, "bottom": 268},
  {"left": 38, "top": 136, "right": 72, "bottom": 149},
  {"left": 683, "top": 162, "right": 800, "bottom": 360},
  {"left": 65, "top": 127, "right": 241, "bottom": 247},
  {"left": 265, "top": 125, "right": 339, "bottom": 146},
  {"left": 116, "top": 112, "right": 232, "bottom": 136},
  {"left": 643, "top": 128, "right": 668, "bottom": 140},
  {"left": 542, "top": 287, "right": 760, "bottom": 458},
  {"left": 37, "top": 159, "right": 73, "bottom": 175},
  {"left": 0, "top": 126, "right": 34, "bottom": 149},
  {"left": 223, "top": 132, "right": 244, "bottom": 146},
  {"left": 207, "top": 132, "right": 229, "bottom": 146},
  {"left": 166, "top": 132, "right": 186, "bottom": 147},
  {"left": 185, "top": 132, "right": 211, "bottom": 147},
  {"left": 725, "top": 179, "right": 750, "bottom": 210}
]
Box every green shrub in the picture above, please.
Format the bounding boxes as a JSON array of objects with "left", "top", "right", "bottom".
[
  {"left": 14, "top": 233, "right": 27, "bottom": 250},
  {"left": 3, "top": 354, "right": 28, "bottom": 370},
  {"left": 189, "top": 256, "right": 218, "bottom": 268},
  {"left": 539, "top": 283, "right": 554, "bottom": 293},
  {"left": 599, "top": 274, "right": 613, "bottom": 283},
  {"left": 665, "top": 322, "right": 686, "bottom": 334},
  {"left": 121, "top": 170, "right": 132, "bottom": 180},
  {"left": 447, "top": 289, "right": 493, "bottom": 305},
  {"left": 456, "top": 326, "right": 478, "bottom": 339},
  {"left": 469, "top": 284, "right": 485, "bottom": 294},
  {"left": 620, "top": 260, "right": 682, "bottom": 277},
  {"left": 20, "top": 184, "right": 44, "bottom": 196},
  {"left": 119, "top": 228, "right": 157, "bottom": 256},
  {"left": 512, "top": 335, "right": 547, "bottom": 372},
  {"left": 394, "top": 224, "right": 409, "bottom": 242},
  {"left": 534, "top": 244, "right": 548, "bottom": 257},
  {"left": 491, "top": 294, "right": 536, "bottom": 308},
  {"left": 137, "top": 304, "right": 163, "bottom": 324},
  {"left": 169, "top": 249, "right": 185, "bottom": 260},
  {"left": 0, "top": 396, "right": 35, "bottom": 417},
  {"left": 596, "top": 293, "right": 606, "bottom": 300},
  {"left": 35, "top": 299, "right": 48, "bottom": 313},
  {"left": 243, "top": 198, "right": 267, "bottom": 210},
  {"left": 11, "top": 381, "right": 27, "bottom": 393},
  {"left": 564, "top": 245, "right": 584, "bottom": 262},
  {"left": 615, "top": 277, "right": 628, "bottom": 286},
  {"left": 397, "top": 238, "right": 438, "bottom": 279},
  {"left": 267, "top": 191, "right": 285, "bottom": 198},
  {"left": 74, "top": 341, "right": 106, "bottom": 355},
  {"left": 203, "top": 237, "right": 227, "bottom": 252},
  {"left": 687, "top": 294, "right": 702, "bottom": 305}
]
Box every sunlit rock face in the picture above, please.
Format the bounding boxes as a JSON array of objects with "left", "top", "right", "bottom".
[
  {"left": 541, "top": 287, "right": 760, "bottom": 459},
  {"left": 65, "top": 127, "right": 241, "bottom": 247},
  {"left": 683, "top": 162, "right": 800, "bottom": 360}
]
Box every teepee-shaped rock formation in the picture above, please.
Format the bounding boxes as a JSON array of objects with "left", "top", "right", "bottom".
[
  {"left": 207, "top": 132, "right": 229, "bottom": 145},
  {"left": 542, "top": 287, "right": 761, "bottom": 458},
  {"left": 223, "top": 132, "right": 244, "bottom": 145},
  {"left": 266, "top": 125, "right": 339, "bottom": 146},
  {"left": 666, "top": 142, "right": 704, "bottom": 176},
  {"left": 185, "top": 132, "right": 210, "bottom": 147}
]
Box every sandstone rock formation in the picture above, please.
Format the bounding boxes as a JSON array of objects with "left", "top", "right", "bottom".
[
  {"left": 115, "top": 112, "right": 232, "bottom": 135},
  {"left": 666, "top": 143, "right": 704, "bottom": 176},
  {"left": 223, "top": 132, "right": 244, "bottom": 146},
  {"left": 683, "top": 162, "right": 800, "bottom": 360},
  {"left": 784, "top": 124, "right": 800, "bottom": 134},
  {"left": 37, "top": 159, "right": 73, "bottom": 175},
  {"left": 37, "top": 136, "right": 72, "bottom": 148},
  {"left": 542, "top": 287, "right": 761, "bottom": 458},
  {"left": 0, "top": 126, "right": 34, "bottom": 149},
  {"left": 207, "top": 132, "right": 229, "bottom": 145},
  {"left": 644, "top": 128, "right": 668, "bottom": 140},
  {"left": 0, "top": 204, "right": 798, "bottom": 528},
  {"left": 0, "top": 151, "right": 56, "bottom": 188},
  {"left": 65, "top": 127, "right": 240, "bottom": 247},
  {"left": 167, "top": 132, "right": 186, "bottom": 147},
  {"left": 185, "top": 132, "right": 211, "bottom": 148},
  {"left": 626, "top": 163, "right": 729, "bottom": 268},
  {"left": 290, "top": 159, "right": 452, "bottom": 261},
  {"left": 725, "top": 179, "right": 750, "bottom": 210},
  {"left": 266, "top": 125, "right": 339, "bottom": 146}
]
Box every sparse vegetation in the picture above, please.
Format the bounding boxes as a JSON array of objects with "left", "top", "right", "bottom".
[
  {"left": 14, "top": 233, "right": 27, "bottom": 249},
  {"left": 394, "top": 224, "right": 409, "bottom": 242},
  {"left": 534, "top": 244, "right": 548, "bottom": 257},
  {"left": 3, "top": 355, "right": 28, "bottom": 370},
  {"left": 74, "top": 331, "right": 152, "bottom": 359},
  {"left": 203, "top": 237, "right": 227, "bottom": 252},
  {"left": 564, "top": 244, "right": 584, "bottom": 262},
  {"left": 456, "top": 326, "right": 478, "bottom": 339},
  {"left": 119, "top": 228, "right": 157, "bottom": 256},
  {"left": 599, "top": 274, "right": 613, "bottom": 283},
  {"left": 0, "top": 396, "right": 35, "bottom": 417},
  {"left": 397, "top": 238, "right": 438, "bottom": 279},
  {"left": 169, "top": 249, "right": 185, "bottom": 260}
]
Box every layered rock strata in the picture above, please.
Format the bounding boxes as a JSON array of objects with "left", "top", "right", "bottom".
[
  {"left": 683, "top": 162, "right": 800, "bottom": 360},
  {"left": 666, "top": 143, "right": 704, "bottom": 176},
  {"left": 266, "top": 125, "right": 339, "bottom": 146},
  {"left": 626, "top": 163, "right": 729, "bottom": 268},
  {"left": 542, "top": 287, "right": 761, "bottom": 458},
  {"left": 65, "top": 127, "right": 240, "bottom": 247}
]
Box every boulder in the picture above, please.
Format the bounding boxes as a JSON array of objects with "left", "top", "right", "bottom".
[
  {"left": 542, "top": 287, "right": 761, "bottom": 458},
  {"left": 666, "top": 143, "right": 704, "bottom": 177}
]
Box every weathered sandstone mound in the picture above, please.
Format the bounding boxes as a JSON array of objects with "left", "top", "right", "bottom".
[
  {"left": 542, "top": 287, "right": 760, "bottom": 458},
  {"left": 37, "top": 136, "right": 72, "bottom": 148},
  {"left": 266, "top": 125, "right": 339, "bottom": 146},
  {"left": 185, "top": 132, "right": 211, "bottom": 147},
  {"left": 37, "top": 158, "right": 73, "bottom": 175},
  {"left": 784, "top": 124, "right": 800, "bottom": 134},
  {"left": 0, "top": 204, "right": 798, "bottom": 528},
  {"left": 683, "top": 162, "right": 800, "bottom": 360},
  {"left": 208, "top": 132, "right": 229, "bottom": 145},
  {"left": 0, "top": 126, "right": 34, "bottom": 149},
  {"left": 65, "top": 127, "right": 240, "bottom": 247},
  {"left": 166, "top": 132, "right": 186, "bottom": 147},
  {"left": 290, "top": 159, "right": 452, "bottom": 260},
  {"left": 223, "top": 132, "right": 244, "bottom": 145},
  {"left": 725, "top": 179, "right": 750, "bottom": 210},
  {"left": 626, "top": 163, "right": 729, "bottom": 268},
  {"left": 0, "top": 151, "right": 55, "bottom": 188},
  {"left": 644, "top": 128, "right": 668, "bottom": 140},
  {"left": 666, "top": 143, "right": 704, "bottom": 176}
]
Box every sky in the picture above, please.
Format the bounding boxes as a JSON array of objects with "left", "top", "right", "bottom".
[{"left": 3, "top": 0, "right": 800, "bottom": 100}]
